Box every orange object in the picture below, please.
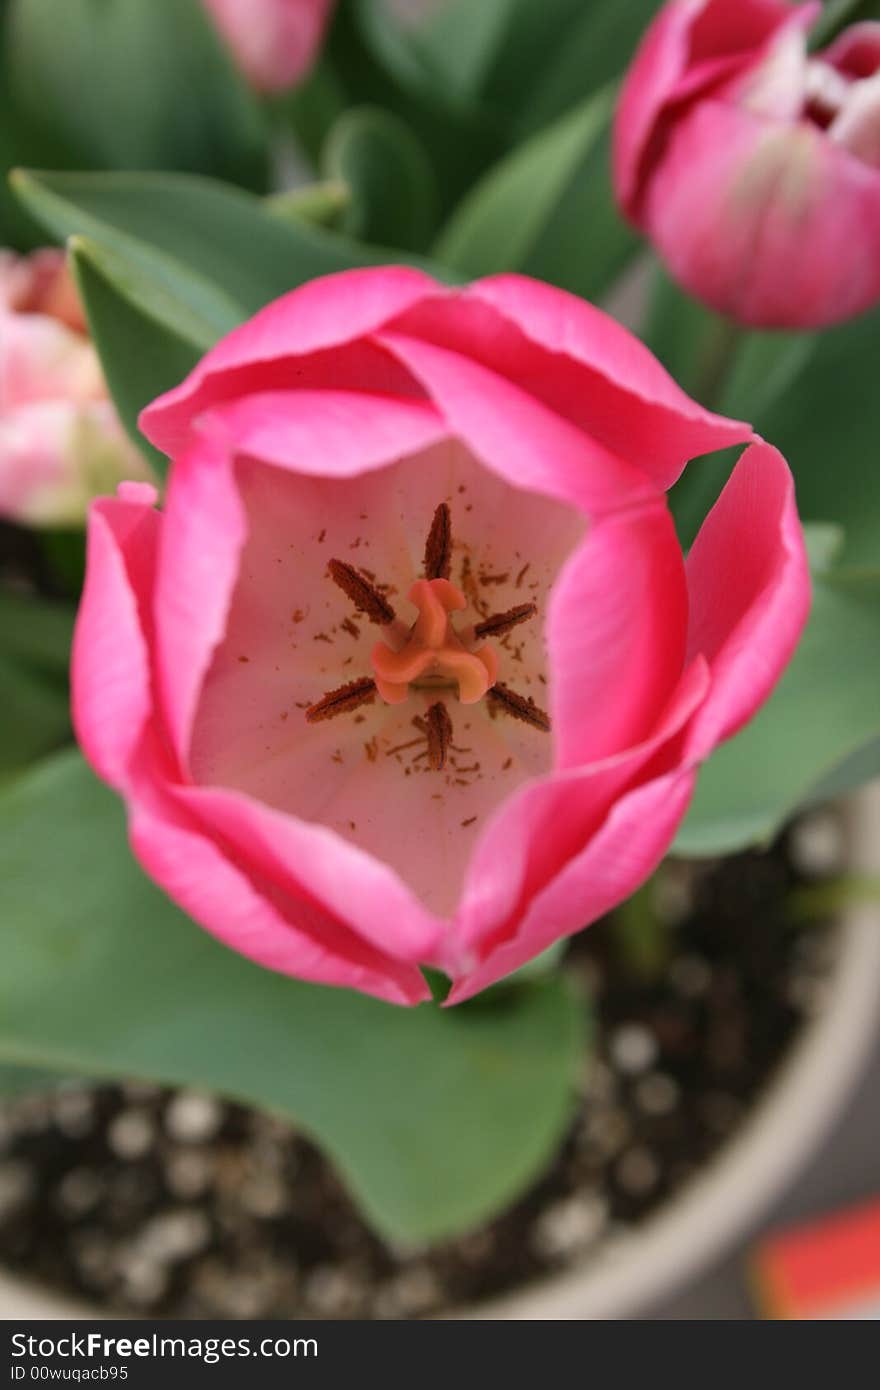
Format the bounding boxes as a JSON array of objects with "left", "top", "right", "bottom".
[{"left": 753, "top": 1198, "right": 880, "bottom": 1319}]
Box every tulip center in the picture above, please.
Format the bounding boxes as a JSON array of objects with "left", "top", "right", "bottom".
[
  {"left": 305, "top": 502, "right": 549, "bottom": 770},
  {"left": 371, "top": 578, "right": 498, "bottom": 705}
]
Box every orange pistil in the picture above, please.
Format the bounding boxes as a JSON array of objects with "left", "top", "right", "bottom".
[{"left": 370, "top": 577, "right": 498, "bottom": 706}]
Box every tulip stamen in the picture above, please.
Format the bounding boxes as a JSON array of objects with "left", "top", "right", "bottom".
[
  {"left": 328, "top": 559, "right": 396, "bottom": 626},
  {"left": 426, "top": 701, "right": 453, "bottom": 771},
  {"left": 488, "top": 681, "right": 551, "bottom": 732},
  {"left": 424, "top": 502, "right": 452, "bottom": 581},
  {"left": 308, "top": 506, "right": 549, "bottom": 757},
  {"left": 306, "top": 677, "right": 377, "bottom": 723},
  {"left": 473, "top": 602, "right": 537, "bottom": 639}
]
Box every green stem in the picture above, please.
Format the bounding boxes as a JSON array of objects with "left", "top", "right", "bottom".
[
  {"left": 695, "top": 316, "right": 744, "bottom": 414},
  {"left": 612, "top": 877, "right": 670, "bottom": 982}
]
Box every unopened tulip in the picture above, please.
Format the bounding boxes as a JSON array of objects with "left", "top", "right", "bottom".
[
  {"left": 202, "top": 0, "right": 335, "bottom": 93},
  {"left": 73, "top": 268, "right": 809, "bottom": 1004},
  {"left": 615, "top": 0, "right": 880, "bottom": 328},
  {"left": 0, "top": 250, "right": 153, "bottom": 527}
]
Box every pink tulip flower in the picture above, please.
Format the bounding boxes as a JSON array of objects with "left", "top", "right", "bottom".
[
  {"left": 614, "top": 0, "right": 880, "bottom": 328},
  {"left": 202, "top": 0, "right": 335, "bottom": 93},
  {"left": 1, "top": 249, "right": 154, "bottom": 527},
  {"left": 72, "top": 268, "right": 809, "bottom": 1005}
]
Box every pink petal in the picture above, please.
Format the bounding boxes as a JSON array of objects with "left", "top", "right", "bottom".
[
  {"left": 687, "top": 0, "right": 818, "bottom": 62},
  {"left": 614, "top": 0, "right": 727, "bottom": 216},
  {"left": 202, "top": 0, "right": 334, "bottom": 93},
  {"left": 549, "top": 499, "right": 689, "bottom": 769},
  {"left": 153, "top": 434, "right": 246, "bottom": 770},
  {"left": 174, "top": 781, "right": 442, "bottom": 963},
  {"left": 1, "top": 311, "right": 103, "bottom": 406},
  {"left": 153, "top": 391, "right": 450, "bottom": 768},
  {"left": 139, "top": 267, "right": 439, "bottom": 455},
  {"left": 733, "top": 21, "right": 808, "bottom": 121},
  {"left": 448, "top": 768, "right": 697, "bottom": 1003},
  {"left": 613, "top": 0, "right": 812, "bottom": 216},
  {"left": 0, "top": 399, "right": 153, "bottom": 527},
  {"left": 0, "top": 401, "right": 89, "bottom": 525},
  {"left": 644, "top": 99, "right": 880, "bottom": 327},
  {"left": 0, "top": 248, "right": 86, "bottom": 332},
  {"left": 450, "top": 656, "right": 709, "bottom": 967},
  {"left": 684, "top": 440, "right": 810, "bottom": 760},
  {"left": 127, "top": 747, "right": 430, "bottom": 1006},
  {"left": 377, "top": 331, "right": 657, "bottom": 516},
  {"left": 390, "top": 277, "right": 751, "bottom": 491},
  {"left": 822, "top": 21, "right": 880, "bottom": 80},
  {"left": 830, "top": 71, "right": 880, "bottom": 168},
  {"left": 195, "top": 388, "right": 447, "bottom": 477},
  {"left": 72, "top": 487, "right": 161, "bottom": 790}
]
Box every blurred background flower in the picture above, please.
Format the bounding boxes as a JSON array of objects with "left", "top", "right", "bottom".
[
  {"left": 201, "top": 0, "right": 336, "bottom": 93},
  {"left": 615, "top": 0, "right": 880, "bottom": 327},
  {"left": 0, "top": 248, "right": 153, "bottom": 527}
]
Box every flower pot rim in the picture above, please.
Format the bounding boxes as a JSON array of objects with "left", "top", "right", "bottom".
[{"left": 2, "top": 787, "right": 879, "bottom": 1321}]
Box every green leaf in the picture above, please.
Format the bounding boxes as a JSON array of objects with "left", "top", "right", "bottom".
[
  {"left": 10, "top": 169, "right": 383, "bottom": 319},
  {"left": 327, "top": 1, "right": 506, "bottom": 215},
  {"left": 434, "top": 87, "right": 639, "bottom": 300},
  {"left": 323, "top": 106, "right": 438, "bottom": 251},
  {"left": 0, "top": 591, "right": 73, "bottom": 782},
  {"left": 644, "top": 266, "right": 880, "bottom": 569},
  {"left": 69, "top": 243, "right": 204, "bottom": 471},
  {"left": 675, "top": 560, "right": 880, "bottom": 856},
  {"left": 0, "top": 1064, "right": 75, "bottom": 1098},
  {"left": 810, "top": 0, "right": 880, "bottom": 48},
  {"left": 12, "top": 168, "right": 455, "bottom": 310},
  {"left": 281, "top": 58, "right": 349, "bottom": 166},
  {"left": 497, "top": 1, "right": 662, "bottom": 134},
  {"left": 0, "top": 591, "right": 73, "bottom": 680},
  {"left": 643, "top": 264, "right": 813, "bottom": 418},
  {"left": 0, "top": 752, "right": 584, "bottom": 1243},
  {"left": 0, "top": 658, "right": 70, "bottom": 784},
  {"left": 413, "top": 0, "right": 524, "bottom": 105},
  {"left": 750, "top": 306, "right": 880, "bottom": 570},
  {"left": 805, "top": 737, "right": 880, "bottom": 808},
  {"left": 416, "top": 0, "right": 661, "bottom": 132},
  {"left": 5, "top": 0, "right": 268, "bottom": 189},
  {"left": 72, "top": 233, "right": 242, "bottom": 350}
]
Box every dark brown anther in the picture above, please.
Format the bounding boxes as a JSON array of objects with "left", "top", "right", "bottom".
[
  {"left": 473, "top": 602, "right": 537, "bottom": 640},
  {"left": 424, "top": 503, "right": 452, "bottom": 581},
  {"left": 306, "top": 677, "right": 377, "bottom": 723},
  {"left": 327, "top": 559, "right": 395, "bottom": 625},
  {"left": 425, "top": 701, "right": 453, "bottom": 771},
  {"left": 488, "top": 682, "right": 551, "bottom": 733}
]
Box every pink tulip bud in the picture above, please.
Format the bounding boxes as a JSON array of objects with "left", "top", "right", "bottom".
[
  {"left": 72, "top": 268, "right": 808, "bottom": 1004},
  {"left": 614, "top": 0, "right": 880, "bottom": 328},
  {"left": 201, "top": 0, "right": 335, "bottom": 93},
  {"left": 0, "top": 250, "right": 154, "bottom": 527}
]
